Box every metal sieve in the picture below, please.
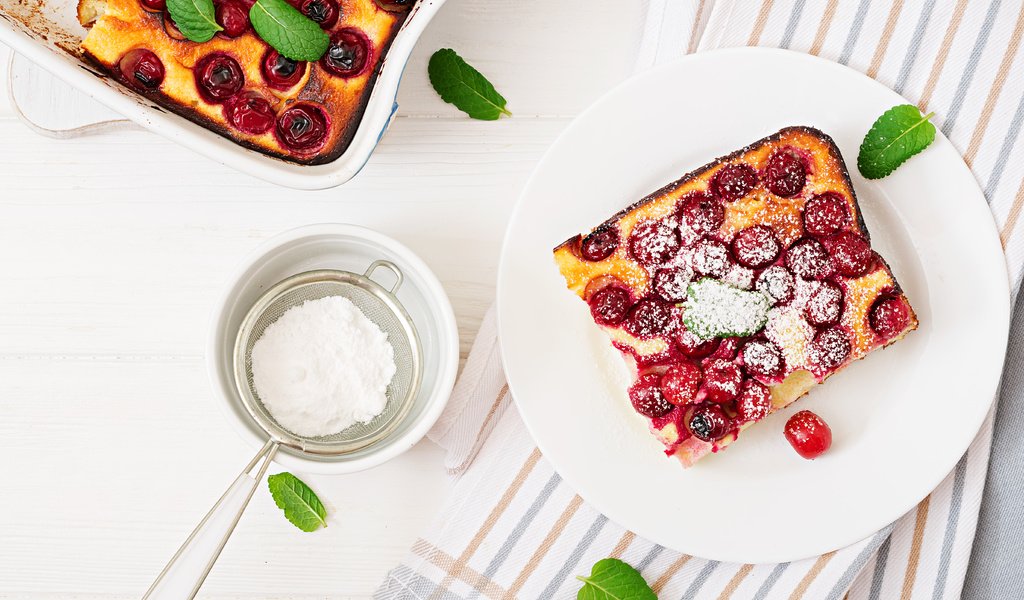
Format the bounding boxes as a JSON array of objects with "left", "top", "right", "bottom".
[{"left": 144, "top": 260, "right": 422, "bottom": 600}]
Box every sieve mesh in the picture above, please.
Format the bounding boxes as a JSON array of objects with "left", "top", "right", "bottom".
[{"left": 232, "top": 265, "right": 421, "bottom": 456}]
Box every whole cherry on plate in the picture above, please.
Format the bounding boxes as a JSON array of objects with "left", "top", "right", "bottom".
[{"left": 784, "top": 410, "right": 832, "bottom": 459}]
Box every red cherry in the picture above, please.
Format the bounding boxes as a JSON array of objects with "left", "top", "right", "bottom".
[
  {"left": 276, "top": 103, "right": 330, "bottom": 152},
  {"left": 826, "top": 232, "right": 874, "bottom": 277},
  {"left": 809, "top": 328, "right": 851, "bottom": 372},
  {"left": 803, "top": 192, "right": 852, "bottom": 238},
  {"left": 629, "top": 220, "right": 681, "bottom": 266},
  {"left": 732, "top": 225, "right": 781, "bottom": 269},
  {"left": 703, "top": 359, "right": 743, "bottom": 403},
  {"left": 691, "top": 238, "right": 733, "bottom": 278},
  {"left": 786, "top": 238, "right": 830, "bottom": 280},
  {"left": 688, "top": 403, "right": 731, "bottom": 441},
  {"left": 215, "top": 1, "right": 249, "bottom": 37},
  {"left": 741, "top": 339, "right": 783, "bottom": 378},
  {"left": 676, "top": 326, "right": 720, "bottom": 359},
  {"left": 652, "top": 267, "right": 691, "bottom": 302},
  {"left": 588, "top": 286, "right": 631, "bottom": 326},
  {"left": 624, "top": 298, "right": 674, "bottom": 339},
  {"left": 870, "top": 295, "right": 912, "bottom": 340},
  {"left": 661, "top": 362, "right": 702, "bottom": 406},
  {"left": 163, "top": 12, "right": 185, "bottom": 39},
  {"left": 784, "top": 410, "right": 832, "bottom": 459},
  {"left": 756, "top": 265, "right": 795, "bottom": 304},
  {"left": 261, "top": 49, "right": 306, "bottom": 90},
  {"left": 736, "top": 380, "right": 772, "bottom": 421},
  {"left": 223, "top": 92, "right": 275, "bottom": 135},
  {"left": 299, "top": 0, "right": 339, "bottom": 28},
  {"left": 194, "top": 53, "right": 244, "bottom": 103},
  {"left": 805, "top": 282, "right": 844, "bottom": 327},
  {"left": 321, "top": 28, "right": 371, "bottom": 78},
  {"left": 118, "top": 48, "right": 164, "bottom": 91},
  {"left": 710, "top": 163, "right": 758, "bottom": 201},
  {"left": 630, "top": 373, "right": 674, "bottom": 418},
  {"left": 580, "top": 228, "right": 619, "bottom": 262},
  {"left": 139, "top": 0, "right": 165, "bottom": 11},
  {"left": 679, "top": 191, "right": 725, "bottom": 235},
  {"left": 763, "top": 149, "right": 808, "bottom": 198}
]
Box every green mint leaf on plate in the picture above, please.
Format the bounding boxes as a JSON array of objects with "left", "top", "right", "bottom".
[
  {"left": 858, "top": 104, "right": 936, "bottom": 180},
  {"left": 166, "top": 0, "right": 222, "bottom": 43},
  {"left": 683, "top": 278, "right": 770, "bottom": 341},
  {"left": 267, "top": 472, "right": 328, "bottom": 532},
  {"left": 576, "top": 558, "right": 657, "bottom": 600},
  {"left": 428, "top": 48, "right": 511, "bottom": 121},
  {"left": 250, "top": 0, "right": 330, "bottom": 62}
]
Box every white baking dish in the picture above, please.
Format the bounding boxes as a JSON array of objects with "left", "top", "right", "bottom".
[{"left": 0, "top": 0, "right": 444, "bottom": 189}]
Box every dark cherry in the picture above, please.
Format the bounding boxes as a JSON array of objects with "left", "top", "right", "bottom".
[
  {"left": 786, "top": 238, "right": 830, "bottom": 280},
  {"left": 691, "top": 238, "right": 733, "bottom": 278},
  {"left": 809, "top": 328, "right": 851, "bottom": 372},
  {"left": 870, "top": 295, "right": 912, "bottom": 340},
  {"left": 588, "top": 285, "right": 632, "bottom": 326},
  {"left": 374, "top": 0, "right": 413, "bottom": 12},
  {"left": 703, "top": 359, "right": 743, "bottom": 403},
  {"left": 276, "top": 103, "right": 330, "bottom": 152},
  {"left": 806, "top": 282, "right": 844, "bottom": 327},
  {"left": 732, "top": 225, "right": 781, "bottom": 269},
  {"left": 624, "top": 298, "right": 673, "bottom": 339},
  {"left": 215, "top": 1, "right": 250, "bottom": 37},
  {"left": 652, "top": 267, "right": 691, "bottom": 302},
  {"left": 679, "top": 191, "right": 725, "bottom": 236},
  {"left": 223, "top": 92, "right": 275, "bottom": 135},
  {"left": 139, "top": 0, "right": 165, "bottom": 12},
  {"left": 580, "top": 227, "right": 619, "bottom": 262},
  {"left": 676, "top": 326, "right": 720, "bottom": 359},
  {"left": 741, "top": 339, "right": 783, "bottom": 378},
  {"left": 756, "top": 265, "right": 795, "bottom": 304},
  {"left": 688, "top": 403, "right": 730, "bottom": 442},
  {"left": 803, "top": 192, "right": 852, "bottom": 238},
  {"left": 321, "top": 28, "right": 371, "bottom": 78},
  {"left": 300, "top": 0, "right": 339, "bottom": 27},
  {"left": 118, "top": 48, "right": 165, "bottom": 91},
  {"left": 194, "top": 53, "right": 244, "bottom": 103},
  {"left": 784, "top": 410, "right": 832, "bottom": 459},
  {"left": 661, "top": 361, "right": 702, "bottom": 406},
  {"left": 630, "top": 373, "right": 674, "bottom": 418},
  {"left": 736, "top": 380, "right": 772, "bottom": 422},
  {"left": 628, "top": 219, "right": 681, "bottom": 266},
  {"left": 261, "top": 49, "right": 306, "bottom": 90},
  {"left": 826, "top": 231, "right": 874, "bottom": 277},
  {"left": 763, "top": 149, "right": 808, "bottom": 198},
  {"left": 163, "top": 12, "right": 186, "bottom": 39},
  {"left": 710, "top": 163, "right": 758, "bottom": 201}
]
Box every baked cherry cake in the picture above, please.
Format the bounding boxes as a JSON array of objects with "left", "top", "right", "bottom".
[
  {"left": 76, "top": 0, "right": 412, "bottom": 164},
  {"left": 553, "top": 127, "right": 917, "bottom": 467}
]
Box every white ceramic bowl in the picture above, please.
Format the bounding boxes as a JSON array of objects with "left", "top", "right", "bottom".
[
  {"left": 208, "top": 223, "right": 459, "bottom": 474},
  {"left": 0, "top": 0, "right": 445, "bottom": 189}
]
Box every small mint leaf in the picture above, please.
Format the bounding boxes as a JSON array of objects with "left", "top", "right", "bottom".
[
  {"left": 250, "top": 0, "right": 330, "bottom": 62},
  {"left": 166, "top": 0, "right": 221, "bottom": 43},
  {"left": 428, "top": 48, "right": 511, "bottom": 121},
  {"left": 683, "top": 278, "right": 770, "bottom": 341},
  {"left": 267, "top": 472, "right": 328, "bottom": 532},
  {"left": 576, "top": 558, "right": 656, "bottom": 600},
  {"left": 858, "top": 104, "right": 936, "bottom": 179}
]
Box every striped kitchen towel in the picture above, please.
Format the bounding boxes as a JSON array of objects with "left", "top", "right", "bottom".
[{"left": 377, "top": 1, "right": 1024, "bottom": 598}]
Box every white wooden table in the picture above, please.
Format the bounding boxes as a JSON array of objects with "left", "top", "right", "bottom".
[{"left": 0, "top": 1, "right": 643, "bottom": 597}]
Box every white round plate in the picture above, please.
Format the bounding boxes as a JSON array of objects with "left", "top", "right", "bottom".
[{"left": 496, "top": 48, "right": 1010, "bottom": 563}]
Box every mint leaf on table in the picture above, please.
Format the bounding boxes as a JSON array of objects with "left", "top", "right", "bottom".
[
  {"left": 428, "top": 48, "right": 511, "bottom": 120},
  {"left": 577, "top": 558, "right": 657, "bottom": 600},
  {"left": 166, "top": 0, "right": 221, "bottom": 42},
  {"left": 250, "top": 0, "right": 330, "bottom": 62},
  {"left": 267, "top": 472, "right": 328, "bottom": 532},
  {"left": 857, "top": 104, "right": 936, "bottom": 180}
]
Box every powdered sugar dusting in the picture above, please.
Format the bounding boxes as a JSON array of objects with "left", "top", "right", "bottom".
[{"left": 683, "top": 279, "right": 770, "bottom": 340}]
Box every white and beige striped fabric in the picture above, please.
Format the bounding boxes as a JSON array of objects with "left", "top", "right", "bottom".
[{"left": 376, "top": 1, "right": 1024, "bottom": 597}]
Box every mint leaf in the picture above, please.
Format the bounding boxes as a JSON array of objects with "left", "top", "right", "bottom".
[
  {"left": 267, "top": 472, "right": 328, "bottom": 532},
  {"left": 858, "top": 104, "right": 936, "bottom": 179},
  {"left": 683, "top": 278, "right": 770, "bottom": 341},
  {"left": 576, "top": 558, "right": 656, "bottom": 600},
  {"left": 428, "top": 48, "right": 511, "bottom": 121},
  {"left": 166, "top": 0, "right": 221, "bottom": 42},
  {"left": 250, "top": 0, "right": 329, "bottom": 62}
]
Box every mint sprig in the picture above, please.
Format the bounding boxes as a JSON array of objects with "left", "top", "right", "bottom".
[
  {"left": 250, "top": 0, "right": 330, "bottom": 62},
  {"left": 166, "top": 0, "right": 221, "bottom": 43},
  {"left": 267, "top": 472, "right": 328, "bottom": 532},
  {"left": 577, "top": 558, "right": 656, "bottom": 600},
  {"left": 683, "top": 278, "right": 770, "bottom": 341},
  {"left": 858, "top": 104, "right": 936, "bottom": 180},
  {"left": 428, "top": 48, "right": 511, "bottom": 121}
]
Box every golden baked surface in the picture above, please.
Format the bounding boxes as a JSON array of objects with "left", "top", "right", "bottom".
[
  {"left": 79, "top": 0, "right": 409, "bottom": 164},
  {"left": 553, "top": 127, "right": 918, "bottom": 467}
]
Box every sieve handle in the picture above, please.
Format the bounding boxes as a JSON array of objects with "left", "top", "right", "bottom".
[
  {"left": 364, "top": 259, "right": 404, "bottom": 294},
  {"left": 142, "top": 439, "right": 279, "bottom": 600}
]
